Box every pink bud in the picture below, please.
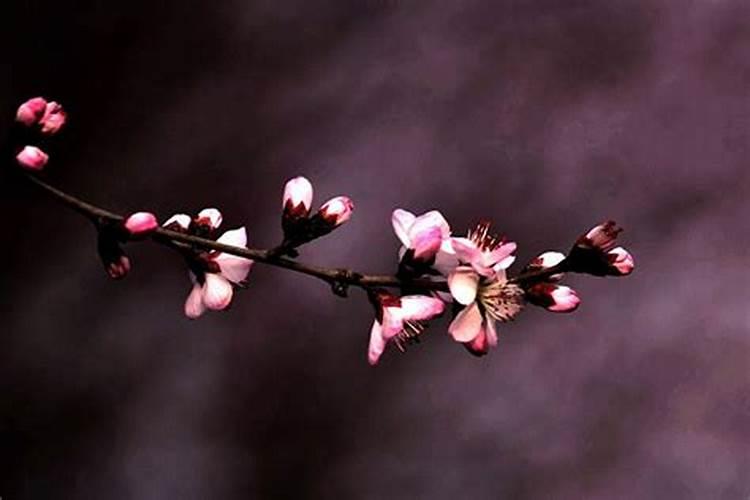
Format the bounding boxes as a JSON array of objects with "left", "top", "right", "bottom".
[
  {"left": 16, "top": 146, "right": 49, "bottom": 170},
  {"left": 16, "top": 97, "right": 48, "bottom": 126},
  {"left": 526, "top": 283, "right": 580, "bottom": 312},
  {"left": 607, "top": 247, "right": 635, "bottom": 276},
  {"left": 579, "top": 220, "right": 622, "bottom": 252},
  {"left": 105, "top": 255, "right": 132, "bottom": 280},
  {"left": 124, "top": 212, "right": 159, "bottom": 236},
  {"left": 282, "top": 176, "right": 313, "bottom": 217},
  {"left": 318, "top": 196, "right": 354, "bottom": 226},
  {"left": 39, "top": 101, "right": 67, "bottom": 135}
]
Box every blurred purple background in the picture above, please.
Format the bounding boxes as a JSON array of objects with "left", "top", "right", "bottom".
[{"left": 2, "top": 1, "right": 749, "bottom": 498}]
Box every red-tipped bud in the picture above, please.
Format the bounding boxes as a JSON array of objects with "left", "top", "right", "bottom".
[
  {"left": 523, "top": 251, "right": 566, "bottom": 281},
  {"left": 16, "top": 97, "right": 48, "bottom": 127},
  {"left": 16, "top": 146, "right": 49, "bottom": 170},
  {"left": 606, "top": 247, "right": 634, "bottom": 276},
  {"left": 318, "top": 196, "right": 354, "bottom": 227},
  {"left": 578, "top": 220, "right": 622, "bottom": 252},
  {"left": 282, "top": 176, "right": 313, "bottom": 218},
  {"left": 124, "top": 212, "right": 159, "bottom": 236},
  {"left": 526, "top": 283, "right": 580, "bottom": 312},
  {"left": 39, "top": 101, "right": 67, "bottom": 135},
  {"left": 105, "top": 254, "right": 132, "bottom": 280}
]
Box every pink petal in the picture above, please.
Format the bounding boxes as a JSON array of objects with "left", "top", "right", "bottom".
[
  {"left": 399, "top": 295, "right": 445, "bottom": 321},
  {"left": 15, "top": 146, "right": 49, "bottom": 170},
  {"left": 197, "top": 208, "right": 223, "bottom": 229},
  {"left": 548, "top": 285, "right": 581, "bottom": 312},
  {"left": 450, "top": 237, "right": 483, "bottom": 266},
  {"left": 124, "top": 212, "right": 159, "bottom": 235},
  {"left": 448, "top": 302, "right": 483, "bottom": 342},
  {"left": 481, "top": 241, "right": 517, "bottom": 269},
  {"left": 411, "top": 226, "right": 443, "bottom": 261},
  {"left": 447, "top": 266, "right": 479, "bottom": 305},
  {"left": 367, "top": 320, "right": 387, "bottom": 366},
  {"left": 433, "top": 240, "right": 459, "bottom": 276},
  {"left": 184, "top": 284, "right": 207, "bottom": 319},
  {"left": 391, "top": 209, "right": 416, "bottom": 248},
  {"left": 409, "top": 210, "right": 451, "bottom": 240},
  {"left": 215, "top": 254, "right": 253, "bottom": 284},
  {"left": 380, "top": 306, "right": 405, "bottom": 340},
  {"left": 202, "top": 273, "right": 234, "bottom": 310},
  {"left": 608, "top": 247, "right": 635, "bottom": 275},
  {"left": 216, "top": 227, "right": 247, "bottom": 247},
  {"left": 467, "top": 327, "right": 489, "bottom": 355},
  {"left": 283, "top": 176, "right": 313, "bottom": 213},
  {"left": 39, "top": 101, "right": 67, "bottom": 135},
  {"left": 486, "top": 318, "right": 498, "bottom": 346}
]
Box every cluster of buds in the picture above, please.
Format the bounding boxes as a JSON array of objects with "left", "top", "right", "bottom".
[
  {"left": 366, "top": 214, "right": 634, "bottom": 364},
  {"left": 280, "top": 176, "right": 354, "bottom": 255},
  {"left": 14, "top": 97, "right": 67, "bottom": 170},
  {"left": 8, "top": 96, "right": 636, "bottom": 367}
]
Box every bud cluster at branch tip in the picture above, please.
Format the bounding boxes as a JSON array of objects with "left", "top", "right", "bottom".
[{"left": 13, "top": 97, "right": 68, "bottom": 171}]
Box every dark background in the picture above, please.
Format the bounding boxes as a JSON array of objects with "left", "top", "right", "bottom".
[{"left": 1, "top": 1, "right": 749, "bottom": 498}]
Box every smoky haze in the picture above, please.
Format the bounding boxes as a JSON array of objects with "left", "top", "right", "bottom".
[{"left": 1, "top": 1, "right": 749, "bottom": 498}]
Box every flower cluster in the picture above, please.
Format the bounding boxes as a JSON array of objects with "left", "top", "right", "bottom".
[{"left": 8, "top": 97, "right": 636, "bottom": 367}]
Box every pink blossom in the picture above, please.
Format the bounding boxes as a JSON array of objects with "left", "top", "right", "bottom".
[
  {"left": 607, "top": 246, "right": 635, "bottom": 276},
  {"left": 447, "top": 266, "right": 524, "bottom": 356},
  {"left": 282, "top": 176, "right": 314, "bottom": 218},
  {"left": 318, "top": 196, "right": 354, "bottom": 227},
  {"left": 184, "top": 227, "right": 253, "bottom": 319},
  {"left": 124, "top": 212, "right": 159, "bottom": 236},
  {"left": 15, "top": 146, "right": 49, "bottom": 170},
  {"left": 39, "top": 101, "right": 67, "bottom": 135},
  {"left": 16, "top": 97, "right": 48, "bottom": 127},
  {"left": 391, "top": 209, "right": 453, "bottom": 263},
  {"left": 368, "top": 293, "right": 445, "bottom": 365},
  {"left": 449, "top": 221, "right": 516, "bottom": 278},
  {"left": 525, "top": 283, "right": 580, "bottom": 312}
]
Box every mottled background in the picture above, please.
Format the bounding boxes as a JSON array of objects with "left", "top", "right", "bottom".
[{"left": 1, "top": 1, "right": 749, "bottom": 498}]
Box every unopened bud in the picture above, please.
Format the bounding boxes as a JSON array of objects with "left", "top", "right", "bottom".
[
  {"left": 124, "top": 212, "right": 159, "bottom": 236},
  {"left": 282, "top": 176, "right": 313, "bottom": 218},
  {"left": 16, "top": 146, "right": 49, "bottom": 170},
  {"left": 317, "top": 196, "right": 354, "bottom": 227},
  {"left": 16, "top": 97, "right": 48, "bottom": 127}
]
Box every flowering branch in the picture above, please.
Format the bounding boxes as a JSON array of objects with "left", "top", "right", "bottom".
[{"left": 8, "top": 97, "right": 635, "bottom": 365}]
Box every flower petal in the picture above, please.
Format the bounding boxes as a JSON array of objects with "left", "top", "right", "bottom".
[
  {"left": 607, "top": 246, "right": 635, "bottom": 276},
  {"left": 399, "top": 295, "right": 445, "bottom": 321},
  {"left": 202, "top": 273, "right": 234, "bottom": 310},
  {"left": 486, "top": 318, "right": 498, "bottom": 346},
  {"left": 380, "top": 306, "right": 405, "bottom": 340},
  {"left": 447, "top": 266, "right": 479, "bottom": 305},
  {"left": 391, "top": 209, "right": 416, "bottom": 248},
  {"left": 163, "top": 213, "right": 192, "bottom": 231},
  {"left": 215, "top": 254, "right": 253, "bottom": 284},
  {"left": 411, "top": 226, "right": 443, "bottom": 261},
  {"left": 466, "top": 327, "right": 489, "bottom": 355},
  {"left": 448, "top": 302, "right": 483, "bottom": 342},
  {"left": 450, "top": 237, "right": 482, "bottom": 266},
  {"left": 433, "top": 239, "right": 459, "bottom": 275},
  {"left": 367, "top": 320, "right": 387, "bottom": 366},
  {"left": 283, "top": 176, "right": 313, "bottom": 213},
  {"left": 197, "top": 208, "right": 223, "bottom": 229},
  {"left": 216, "top": 227, "right": 247, "bottom": 247},
  {"left": 409, "top": 210, "right": 451, "bottom": 240},
  {"left": 184, "top": 283, "right": 207, "bottom": 319}
]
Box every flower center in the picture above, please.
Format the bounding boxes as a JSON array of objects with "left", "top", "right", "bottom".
[
  {"left": 468, "top": 220, "right": 506, "bottom": 252},
  {"left": 478, "top": 279, "right": 524, "bottom": 322}
]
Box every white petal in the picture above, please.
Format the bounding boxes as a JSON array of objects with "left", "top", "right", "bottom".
[
  {"left": 447, "top": 266, "right": 479, "bottom": 305},
  {"left": 202, "top": 274, "right": 234, "bottom": 310},
  {"left": 451, "top": 237, "right": 482, "bottom": 265},
  {"left": 184, "top": 284, "right": 207, "bottom": 319},
  {"left": 433, "top": 240, "right": 459, "bottom": 276},
  {"left": 215, "top": 254, "right": 253, "bottom": 284},
  {"left": 197, "top": 208, "right": 223, "bottom": 229},
  {"left": 216, "top": 227, "right": 247, "bottom": 248},
  {"left": 408, "top": 210, "right": 451, "bottom": 241},
  {"left": 399, "top": 295, "right": 445, "bottom": 321},
  {"left": 283, "top": 176, "right": 314, "bottom": 210},
  {"left": 391, "top": 209, "right": 416, "bottom": 247},
  {"left": 380, "top": 307, "right": 404, "bottom": 340},
  {"left": 448, "top": 302, "right": 483, "bottom": 342},
  {"left": 163, "top": 213, "right": 191, "bottom": 230},
  {"left": 368, "top": 320, "right": 387, "bottom": 366}
]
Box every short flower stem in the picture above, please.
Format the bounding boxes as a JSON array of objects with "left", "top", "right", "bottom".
[{"left": 21, "top": 171, "right": 565, "bottom": 294}]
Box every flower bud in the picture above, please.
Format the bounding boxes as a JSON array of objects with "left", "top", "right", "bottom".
[
  {"left": 16, "top": 146, "right": 49, "bottom": 170},
  {"left": 606, "top": 246, "right": 634, "bottom": 276},
  {"left": 317, "top": 196, "right": 354, "bottom": 227},
  {"left": 124, "top": 212, "right": 159, "bottom": 236},
  {"left": 163, "top": 213, "right": 192, "bottom": 232},
  {"left": 105, "top": 254, "right": 132, "bottom": 280},
  {"left": 282, "top": 176, "right": 313, "bottom": 218},
  {"left": 523, "top": 251, "right": 566, "bottom": 281},
  {"left": 578, "top": 220, "right": 621, "bottom": 252},
  {"left": 196, "top": 208, "right": 223, "bottom": 230},
  {"left": 39, "top": 101, "right": 67, "bottom": 135},
  {"left": 526, "top": 283, "right": 580, "bottom": 312},
  {"left": 97, "top": 232, "right": 131, "bottom": 280},
  {"left": 16, "top": 97, "right": 48, "bottom": 127}
]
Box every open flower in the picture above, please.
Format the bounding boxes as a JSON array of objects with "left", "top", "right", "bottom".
[
  {"left": 184, "top": 227, "right": 254, "bottom": 319},
  {"left": 446, "top": 221, "right": 523, "bottom": 355},
  {"left": 368, "top": 292, "right": 445, "bottom": 365},
  {"left": 568, "top": 221, "right": 635, "bottom": 276}
]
